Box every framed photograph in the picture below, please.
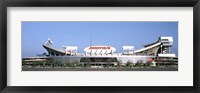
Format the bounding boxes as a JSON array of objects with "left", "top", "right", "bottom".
[
  {"left": 21, "top": 21, "right": 179, "bottom": 71},
  {"left": 0, "top": 0, "right": 199, "bottom": 93}
]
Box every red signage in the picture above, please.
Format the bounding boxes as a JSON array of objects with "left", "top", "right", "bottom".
[{"left": 89, "top": 46, "right": 111, "bottom": 50}]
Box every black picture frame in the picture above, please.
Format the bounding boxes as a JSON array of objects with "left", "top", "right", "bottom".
[{"left": 0, "top": 0, "right": 199, "bottom": 93}]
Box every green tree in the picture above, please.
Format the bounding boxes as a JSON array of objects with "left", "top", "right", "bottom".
[
  {"left": 135, "top": 60, "right": 144, "bottom": 67},
  {"left": 45, "top": 59, "right": 53, "bottom": 67},
  {"left": 117, "top": 60, "right": 122, "bottom": 68},
  {"left": 126, "top": 60, "right": 133, "bottom": 68},
  {"left": 22, "top": 60, "right": 26, "bottom": 66}
]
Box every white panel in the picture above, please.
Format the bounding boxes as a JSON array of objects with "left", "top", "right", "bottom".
[{"left": 7, "top": 7, "right": 193, "bottom": 86}]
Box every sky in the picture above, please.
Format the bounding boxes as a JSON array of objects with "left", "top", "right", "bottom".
[{"left": 22, "top": 22, "right": 178, "bottom": 57}]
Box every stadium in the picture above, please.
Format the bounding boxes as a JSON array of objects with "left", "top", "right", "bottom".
[{"left": 23, "top": 36, "right": 178, "bottom": 67}]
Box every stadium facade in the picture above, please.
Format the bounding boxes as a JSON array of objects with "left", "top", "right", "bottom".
[{"left": 34, "top": 36, "right": 178, "bottom": 66}]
